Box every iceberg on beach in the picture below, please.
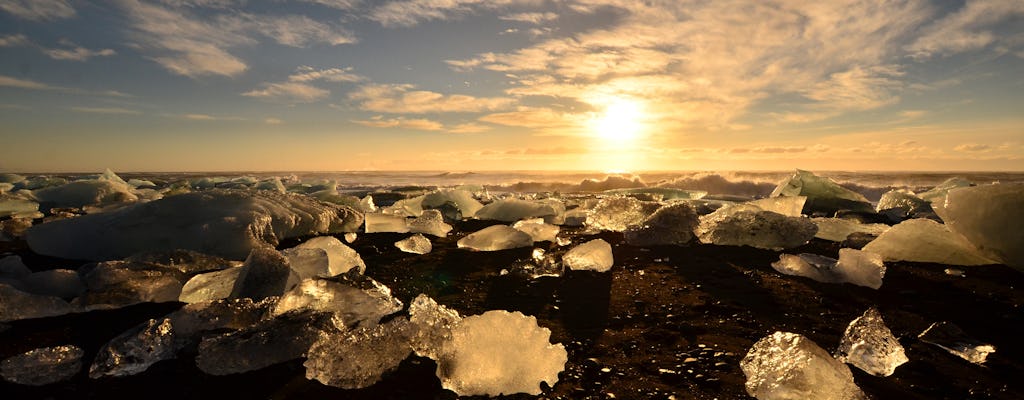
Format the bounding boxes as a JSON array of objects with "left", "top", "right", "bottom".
[
  {"left": 771, "top": 170, "right": 873, "bottom": 214},
  {"left": 475, "top": 198, "right": 563, "bottom": 223},
  {"left": 696, "top": 204, "right": 818, "bottom": 250},
  {"left": 457, "top": 225, "right": 533, "bottom": 251},
  {"left": 934, "top": 183, "right": 1024, "bottom": 268},
  {"left": 586, "top": 196, "right": 659, "bottom": 232},
  {"left": 861, "top": 219, "right": 998, "bottom": 266},
  {"left": 624, "top": 202, "right": 699, "bottom": 246},
  {"left": 24, "top": 189, "right": 363, "bottom": 261}
]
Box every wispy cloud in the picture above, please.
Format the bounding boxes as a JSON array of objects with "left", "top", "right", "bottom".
[
  {"left": 0, "top": 75, "right": 130, "bottom": 97},
  {"left": 43, "top": 41, "right": 117, "bottom": 62},
  {"left": 288, "top": 66, "right": 363, "bottom": 83},
  {"left": 368, "top": 0, "right": 537, "bottom": 27},
  {"left": 499, "top": 12, "right": 557, "bottom": 24},
  {"left": 349, "top": 83, "right": 514, "bottom": 113},
  {"left": 0, "top": 34, "right": 30, "bottom": 47},
  {"left": 908, "top": 0, "right": 1024, "bottom": 59},
  {"left": 954, "top": 143, "right": 993, "bottom": 152},
  {"left": 243, "top": 66, "right": 363, "bottom": 103},
  {"left": 353, "top": 116, "right": 444, "bottom": 131},
  {"left": 264, "top": 117, "right": 284, "bottom": 124},
  {"left": 0, "top": 0, "right": 75, "bottom": 21},
  {"left": 71, "top": 107, "right": 141, "bottom": 115},
  {"left": 179, "top": 113, "right": 243, "bottom": 121}
]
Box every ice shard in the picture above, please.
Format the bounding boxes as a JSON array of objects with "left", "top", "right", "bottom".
[
  {"left": 934, "top": 183, "right": 1024, "bottom": 268},
  {"left": 408, "top": 209, "right": 453, "bottom": 237},
  {"left": 741, "top": 331, "right": 866, "bottom": 400},
  {"left": 918, "top": 177, "right": 973, "bottom": 204},
  {"left": 512, "top": 218, "right": 560, "bottom": 243},
  {"left": 696, "top": 206, "right": 818, "bottom": 250},
  {"left": 475, "top": 198, "right": 561, "bottom": 222},
  {"left": 457, "top": 225, "right": 533, "bottom": 251},
  {"left": 270, "top": 274, "right": 403, "bottom": 328},
  {"left": 876, "top": 190, "right": 932, "bottom": 217},
  {"left": 624, "top": 202, "right": 699, "bottom": 246},
  {"left": 436, "top": 310, "right": 567, "bottom": 396},
  {"left": 24, "top": 189, "right": 363, "bottom": 261},
  {"left": 77, "top": 260, "right": 187, "bottom": 309},
  {"left": 293, "top": 236, "right": 365, "bottom": 275},
  {"left": 395, "top": 234, "right": 432, "bottom": 254},
  {"left": 364, "top": 213, "right": 411, "bottom": 233},
  {"left": 861, "top": 218, "right": 998, "bottom": 266},
  {"left": 811, "top": 218, "right": 890, "bottom": 242},
  {"left": 408, "top": 294, "right": 462, "bottom": 360},
  {"left": 178, "top": 266, "right": 242, "bottom": 303},
  {"left": 586, "top": 196, "right": 658, "bottom": 232},
  {"left": 282, "top": 247, "right": 331, "bottom": 280},
  {"left": 562, "top": 239, "right": 614, "bottom": 272},
  {"left": 304, "top": 317, "right": 414, "bottom": 389},
  {"left": 0, "top": 283, "right": 75, "bottom": 322},
  {"left": 229, "top": 247, "right": 294, "bottom": 300},
  {"left": 836, "top": 308, "right": 908, "bottom": 376},
  {"left": 748, "top": 196, "right": 807, "bottom": 217},
  {"left": 771, "top": 170, "right": 873, "bottom": 214},
  {"left": 1, "top": 345, "right": 83, "bottom": 386},
  {"left": 918, "top": 322, "right": 995, "bottom": 364},
  {"left": 771, "top": 250, "right": 885, "bottom": 289}
]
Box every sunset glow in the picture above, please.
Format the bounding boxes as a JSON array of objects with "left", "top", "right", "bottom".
[{"left": 592, "top": 98, "right": 646, "bottom": 144}]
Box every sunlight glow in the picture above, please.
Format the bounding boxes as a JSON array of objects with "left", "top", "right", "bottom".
[{"left": 592, "top": 98, "right": 646, "bottom": 142}]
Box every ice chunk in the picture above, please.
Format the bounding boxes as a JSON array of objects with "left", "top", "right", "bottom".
[
  {"left": 696, "top": 206, "right": 818, "bottom": 250},
  {"left": 1, "top": 345, "right": 83, "bottom": 386},
  {"left": 624, "top": 202, "right": 699, "bottom": 246},
  {"left": 861, "top": 218, "right": 997, "bottom": 265},
  {"left": 748, "top": 196, "right": 807, "bottom": 217},
  {"left": 935, "top": 184, "right": 1024, "bottom": 268},
  {"left": 125, "top": 249, "right": 238, "bottom": 275},
  {"left": 178, "top": 266, "right": 242, "bottom": 303},
  {"left": 836, "top": 308, "right": 908, "bottom": 377},
  {"left": 255, "top": 177, "right": 286, "bottom": 193},
  {"left": 741, "top": 331, "right": 866, "bottom": 400},
  {"left": 344, "top": 232, "right": 357, "bottom": 243},
  {"left": 22, "top": 269, "right": 85, "bottom": 299},
  {"left": 918, "top": 177, "right": 972, "bottom": 203},
  {"left": 90, "top": 298, "right": 271, "bottom": 378},
  {"left": 25, "top": 189, "right": 363, "bottom": 261},
  {"left": 364, "top": 213, "right": 410, "bottom": 233},
  {"left": 271, "top": 274, "right": 403, "bottom": 328},
  {"left": 512, "top": 218, "right": 560, "bottom": 243},
  {"left": 1, "top": 217, "right": 34, "bottom": 240},
  {"left": 422, "top": 189, "right": 484, "bottom": 220},
  {"left": 811, "top": 217, "right": 890, "bottom": 242},
  {"left": 408, "top": 209, "right": 453, "bottom": 237},
  {"left": 562, "top": 239, "right": 614, "bottom": 272},
  {"left": 77, "top": 260, "right": 186, "bottom": 309},
  {"left": 229, "top": 247, "right": 295, "bottom": 300},
  {"left": 195, "top": 309, "right": 344, "bottom": 375},
  {"left": 0, "top": 195, "right": 39, "bottom": 218},
  {"left": 436, "top": 310, "right": 567, "bottom": 396},
  {"left": 304, "top": 316, "right": 413, "bottom": 389},
  {"left": 918, "top": 322, "right": 995, "bottom": 364},
  {"left": 33, "top": 172, "right": 138, "bottom": 209},
  {"left": 771, "top": 170, "right": 873, "bottom": 214},
  {"left": 772, "top": 250, "right": 885, "bottom": 289},
  {"left": 457, "top": 225, "right": 533, "bottom": 251},
  {"left": 475, "top": 198, "right": 560, "bottom": 222},
  {"left": 127, "top": 178, "right": 156, "bottom": 188},
  {"left": 876, "top": 190, "right": 931, "bottom": 215},
  {"left": 395, "top": 234, "right": 432, "bottom": 254},
  {"left": 0, "top": 283, "right": 75, "bottom": 322},
  {"left": 586, "top": 196, "right": 658, "bottom": 232},
  {"left": 282, "top": 247, "right": 331, "bottom": 280},
  {"left": 295, "top": 236, "right": 366, "bottom": 275},
  {"left": 0, "top": 255, "right": 31, "bottom": 278},
  {"left": 408, "top": 294, "right": 462, "bottom": 360}
]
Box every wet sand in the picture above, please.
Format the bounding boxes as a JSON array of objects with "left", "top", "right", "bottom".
[{"left": 2, "top": 221, "right": 1022, "bottom": 399}]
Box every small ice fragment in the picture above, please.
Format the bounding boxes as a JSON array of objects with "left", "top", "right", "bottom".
[
  {"left": 586, "top": 196, "right": 657, "bottom": 232},
  {"left": 944, "top": 268, "right": 965, "bottom": 277},
  {"left": 457, "top": 225, "right": 533, "bottom": 251},
  {"left": 624, "top": 202, "right": 699, "bottom": 246},
  {"left": 294, "top": 236, "right": 366, "bottom": 275},
  {"left": 271, "top": 274, "right": 403, "bottom": 328},
  {"left": 811, "top": 218, "right": 890, "bottom": 242},
  {"left": 364, "top": 213, "right": 411, "bottom": 233},
  {"left": 771, "top": 250, "right": 885, "bottom": 289},
  {"left": 408, "top": 294, "right": 462, "bottom": 360},
  {"left": 556, "top": 236, "right": 572, "bottom": 246},
  {"left": 918, "top": 322, "right": 995, "bottom": 364},
  {"left": 0, "top": 283, "right": 75, "bottom": 322},
  {"left": 395, "top": 234, "right": 432, "bottom": 254},
  {"left": 475, "top": 198, "right": 561, "bottom": 222},
  {"left": 741, "top": 331, "right": 867, "bottom": 400},
  {"left": 836, "top": 308, "right": 908, "bottom": 377},
  {"left": 304, "top": 317, "right": 413, "bottom": 389},
  {"left": 770, "top": 170, "right": 873, "bottom": 214},
  {"left": 1, "top": 345, "right": 83, "bottom": 386},
  {"left": 178, "top": 266, "right": 242, "bottom": 303},
  {"left": 562, "top": 239, "right": 614, "bottom": 272},
  {"left": 344, "top": 232, "right": 357, "bottom": 243},
  {"left": 861, "top": 219, "right": 998, "bottom": 266},
  {"left": 436, "top": 310, "right": 567, "bottom": 396},
  {"left": 696, "top": 206, "right": 818, "bottom": 250},
  {"left": 408, "top": 209, "right": 453, "bottom": 237},
  {"left": 512, "top": 218, "right": 560, "bottom": 242},
  {"left": 229, "top": 247, "right": 294, "bottom": 300}
]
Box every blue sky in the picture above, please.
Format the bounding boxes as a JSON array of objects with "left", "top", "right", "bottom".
[{"left": 0, "top": 0, "right": 1022, "bottom": 172}]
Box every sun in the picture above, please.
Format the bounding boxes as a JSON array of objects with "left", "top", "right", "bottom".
[{"left": 592, "top": 98, "right": 645, "bottom": 142}]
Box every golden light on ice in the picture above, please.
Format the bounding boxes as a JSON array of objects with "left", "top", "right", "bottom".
[{"left": 591, "top": 98, "right": 645, "bottom": 142}]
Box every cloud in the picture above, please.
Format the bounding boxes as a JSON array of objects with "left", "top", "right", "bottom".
[
  {"left": 0, "top": 34, "right": 30, "bottom": 47},
  {"left": 242, "top": 82, "right": 330, "bottom": 103},
  {"left": 71, "top": 107, "right": 141, "bottom": 115},
  {"left": 349, "top": 83, "right": 514, "bottom": 113},
  {"left": 499, "top": 12, "right": 557, "bottom": 24},
  {"left": 264, "top": 117, "right": 284, "bottom": 124},
  {"left": 0, "top": 0, "right": 75, "bottom": 21},
  {"left": 954, "top": 143, "right": 993, "bottom": 152},
  {"left": 43, "top": 41, "right": 117, "bottom": 61},
  {"left": 179, "top": 113, "right": 243, "bottom": 121},
  {"left": 803, "top": 65, "right": 904, "bottom": 111},
  {"left": 353, "top": 116, "right": 444, "bottom": 131},
  {"left": 368, "top": 0, "right": 536, "bottom": 27},
  {"left": 119, "top": 0, "right": 355, "bottom": 78},
  {"left": 447, "top": 123, "right": 491, "bottom": 134},
  {"left": 288, "top": 66, "right": 363, "bottom": 83},
  {"left": 908, "top": 0, "right": 1024, "bottom": 59},
  {"left": 0, "top": 75, "right": 130, "bottom": 97},
  {"left": 297, "top": 0, "right": 361, "bottom": 10}
]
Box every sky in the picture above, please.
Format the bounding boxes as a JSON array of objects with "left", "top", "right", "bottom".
[{"left": 0, "top": 0, "right": 1022, "bottom": 172}]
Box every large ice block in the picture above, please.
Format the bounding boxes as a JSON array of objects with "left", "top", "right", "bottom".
[
  {"left": 0, "top": 195, "right": 39, "bottom": 218},
  {"left": 475, "top": 198, "right": 561, "bottom": 222},
  {"left": 422, "top": 189, "right": 484, "bottom": 220},
  {"left": 836, "top": 308, "right": 908, "bottom": 376},
  {"left": 696, "top": 206, "right": 818, "bottom": 250},
  {"left": 32, "top": 170, "right": 138, "bottom": 209},
  {"left": 861, "top": 219, "right": 998, "bottom": 265},
  {"left": 876, "top": 190, "right": 932, "bottom": 217},
  {"left": 748, "top": 196, "right": 807, "bottom": 217},
  {"left": 24, "top": 189, "right": 363, "bottom": 261},
  {"left": 77, "top": 260, "right": 187, "bottom": 309},
  {"left": 562, "top": 239, "right": 614, "bottom": 272},
  {"left": 934, "top": 184, "right": 1024, "bottom": 268},
  {"left": 21, "top": 269, "right": 85, "bottom": 299},
  {"left": 228, "top": 247, "right": 295, "bottom": 300},
  {"left": 436, "top": 310, "right": 567, "bottom": 396},
  {"left": 271, "top": 274, "right": 403, "bottom": 328},
  {"left": 0, "top": 283, "right": 75, "bottom": 322},
  {"left": 586, "top": 196, "right": 658, "bottom": 232},
  {"left": 811, "top": 218, "right": 890, "bottom": 242},
  {"left": 457, "top": 225, "right": 533, "bottom": 251},
  {"left": 364, "top": 213, "right": 411, "bottom": 233},
  {"left": 408, "top": 294, "right": 462, "bottom": 360},
  {"left": 1, "top": 345, "right": 83, "bottom": 386},
  {"left": 304, "top": 317, "right": 413, "bottom": 389},
  {"left": 624, "top": 202, "right": 699, "bottom": 246},
  {"left": 178, "top": 266, "right": 243, "bottom": 303},
  {"left": 293, "top": 236, "right": 365, "bottom": 275},
  {"left": 512, "top": 218, "right": 560, "bottom": 243},
  {"left": 741, "top": 331, "right": 866, "bottom": 400},
  {"left": 771, "top": 170, "right": 873, "bottom": 214}
]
